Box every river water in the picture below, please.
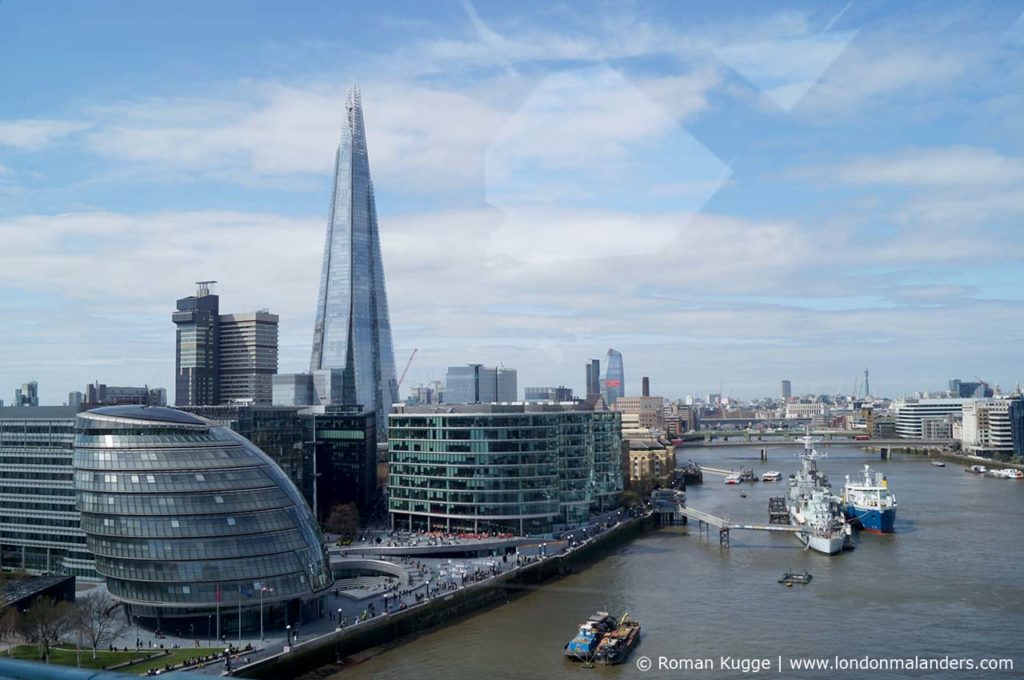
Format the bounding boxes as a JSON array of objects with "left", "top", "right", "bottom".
[{"left": 328, "top": 445, "right": 1023, "bottom": 679}]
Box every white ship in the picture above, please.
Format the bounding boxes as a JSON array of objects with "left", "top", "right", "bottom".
[{"left": 786, "top": 436, "right": 850, "bottom": 555}]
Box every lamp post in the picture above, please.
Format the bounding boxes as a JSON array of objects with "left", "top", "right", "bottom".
[
  {"left": 337, "top": 608, "right": 343, "bottom": 630},
  {"left": 286, "top": 624, "right": 291, "bottom": 649},
  {"left": 259, "top": 586, "right": 272, "bottom": 641}
]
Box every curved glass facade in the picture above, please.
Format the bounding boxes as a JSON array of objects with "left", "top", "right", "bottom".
[
  {"left": 73, "top": 406, "right": 333, "bottom": 631},
  {"left": 388, "top": 405, "right": 623, "bottom": 535},
  {"left": 602, "top": 348, "right": 625, "bottom": 405}
]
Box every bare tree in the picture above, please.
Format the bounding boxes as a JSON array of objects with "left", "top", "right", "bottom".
[
  {"left": 19, "top": 597, "right": 75, "bottom": 662},
  {"left": 73, "top": 592, "right": 129, "bottom": 659},
  {"left": 0, "top": 606, "right": 22, "bottom": 656}
]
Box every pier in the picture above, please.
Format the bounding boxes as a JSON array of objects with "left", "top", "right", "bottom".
[{"left": 677, "top": 506, "right": 801, "bottom": 549}]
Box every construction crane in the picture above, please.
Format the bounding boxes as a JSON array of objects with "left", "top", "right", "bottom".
[{"left": 396, "top": 348, "right": 418, "bottom": 393}]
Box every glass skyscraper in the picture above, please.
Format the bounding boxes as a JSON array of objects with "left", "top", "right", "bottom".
[
  {"left": 601, "top": 348, "right": 625, "bottom": 405},
  {"left": 310, "top": 85, "right": 398, "bottom": 436}
]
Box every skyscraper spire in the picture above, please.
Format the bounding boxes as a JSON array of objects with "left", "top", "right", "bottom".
[{"left": 310, "top": 85, "right": 398, "bottom": 434}]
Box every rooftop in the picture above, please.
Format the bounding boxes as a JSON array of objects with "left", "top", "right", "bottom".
[{"left": 86, "top": 405, "right": 208, "bottom": 425}]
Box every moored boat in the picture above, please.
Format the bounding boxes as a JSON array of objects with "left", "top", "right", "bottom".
[
  {"left": 842, "top": 464, "right": 897, "bottom": 534},
  {"left": 761, "top": 470, "right": 782, "bottom": 481},
  {"left": 931, "top": 461, "right": 946, "bottom": 467},
  {"left": 787, "top": 436, "right": 849, "bottom": 555},
  {"left": 967, "top": 465, "right": 988, "bottom": 474},
  {"left": 593, "top": 613, "right": 641, "bottom": 665},
  {"left": 725, "top": 474, "right": 741, "bottom": 485},
  {"left": 779, "top": 570, "right": 813, "bottom": 585},
  {"left": 564, "top": 612, "right": 616, "bottom": 660}
]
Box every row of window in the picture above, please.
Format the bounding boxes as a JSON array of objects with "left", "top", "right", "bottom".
[
  {"left": 80, "top": 509, "right": 295, "bottom": 539},
  {"left": 87, "top": 530, "right": 309, "bottom": 561},
  {"left": 96, "top": 551, "right": 310, "bottom": 583},
  {"left": 77, "top": 488, "right": 292, "bottom": 515}
]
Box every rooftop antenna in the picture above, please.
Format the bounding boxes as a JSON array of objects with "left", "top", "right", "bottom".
[{"left": 195, "top": 280, "right": 217, "bottom": 297}]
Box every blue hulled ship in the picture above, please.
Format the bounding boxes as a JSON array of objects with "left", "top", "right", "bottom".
[{"left": 842, "top": 465, "right": 897, "bottom": 533}]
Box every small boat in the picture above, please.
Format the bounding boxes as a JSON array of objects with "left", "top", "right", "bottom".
[
  {"left": 779, "top": 570, "right": 813, "bottom": 586},
  {"left": 592, "top": 613, "right": 641, "bottom": 665},
  {"left": 1003, "top": 469, "right": 1024, "bottom": 479},
  {"left": 740, "top": 492, "right": 748, "bottom": 498},
  {"left": 967, "top": 465, "right": 988, "bottom": 474},
  {"left": 761, "top": 471, "right": 781, "bottom": 481},
  {"left": 930, "top": 461, "right": 946, "bottom": 467},
  {"left": 724, "top": 474, "right": 741, "bottom": 485}
]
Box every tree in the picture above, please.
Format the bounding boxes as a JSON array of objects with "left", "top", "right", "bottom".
[
  {"left": 73, "top": 593, "right": 129, "bottom": 660},
  {"left": 19, "top": 597, "right": 75, "bottom": 662},
  {"left": 0, "top": 607, "right": 22, "bottom": 656},
  {"left": 325, "top": 502, "right": 360, "bottom": 535}
]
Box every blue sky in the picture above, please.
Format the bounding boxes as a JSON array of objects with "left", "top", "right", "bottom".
[{"left": 1, "top": 0, "right": 1023, "bottom": 404}]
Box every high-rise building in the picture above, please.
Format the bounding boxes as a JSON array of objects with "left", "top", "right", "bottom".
[
  {"left": 614, "top": 396, "right": 665, "bottom": 431},
  {"left": 601, "top": 349, "right": 624, "bottom": 405},
  {"left": 585, "top": 359, "right": 601, "bottom": 399},
  {"left": 173, "top": 281, "right": 220, "bottom": 406},
  {"left": 13, "top": 381, "right": 38, "bottom": 407},
  {"left": 309, "top": 85, "right": 399, "bottom": 437},
  {"left": 781, "top": 380, "right": 792, "bottom": 400},
  {"left": 67, "top": 391, "right": 83, "bottom": 408},
  {"left": 444, "top": 365, "right": 517, "bottom": 403},
  {"left": 641, "top": 377, "right": 650, "bottom": 397},
  {"left": 219, "top": 311, "right": 279, "bottom": 405},
  {"left": 524, "top": 386, "right": 574, "bottom": 402}
]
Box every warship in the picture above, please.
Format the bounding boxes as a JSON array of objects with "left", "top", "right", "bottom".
[{"left": 787, "top": 436, "right": 850, "bottom": 555}]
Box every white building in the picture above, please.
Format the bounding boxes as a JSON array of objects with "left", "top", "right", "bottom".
[
  {"left": 894, "top": 398, "right": 965, "bottom": 439},
  {"left": 961, "top": 399, "right": 1015, "bottom": 457},
  {"left": 785, "top": 402, "right": 828, "bottom": 419}
]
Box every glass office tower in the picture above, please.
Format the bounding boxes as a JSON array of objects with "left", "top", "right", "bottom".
[
  {"left": 310, "top": 85, "right": 398, "bottom": 436},
  {"left": 601, "top": 349, "right": 625, "bottom": 405},
  {"left": 73, "top": 406, "right": 333, "bottom": 634}
]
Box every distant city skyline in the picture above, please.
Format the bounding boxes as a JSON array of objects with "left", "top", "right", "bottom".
[{"left": 2, "top": 2, "right": 1022, "bottom": 404}]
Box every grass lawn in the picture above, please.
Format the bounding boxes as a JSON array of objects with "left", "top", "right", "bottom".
[{"left": 5, "top": 644, "right": 224, "bottom": 674}]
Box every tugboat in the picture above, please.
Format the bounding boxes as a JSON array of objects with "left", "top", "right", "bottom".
[
  {"left": 592, "top": 613, "right": 641, "bottom": 665},
  {"left": 787, "top": 436, "right": 850, "bottom": 555},
  {"left": 842, "top": 465, "right": 897, "bottom": 533},
  {"left": 564, "top": 612, "right": 617, "bottom": 661}
]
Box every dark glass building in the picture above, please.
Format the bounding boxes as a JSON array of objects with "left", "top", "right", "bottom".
[
  {"left": 310, "top": 406, "right": 378, "bottom": 523},
  {"left": 310, "top": 85, "right": 399, "bottom": 436},
  {"left": 73, "top": 406, "right": 333, "bottom": 634},
  {"left": 172, "top": 282, "right": 220, "bottom": 407},
  {"left": 585, "top": 359, "right": 601, "bottom": 399}
]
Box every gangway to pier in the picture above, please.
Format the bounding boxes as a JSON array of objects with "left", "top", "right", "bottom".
[
  {"left": 679, "top": 506, "right": 801, "bottom": 548},
  {"left": 699, "top": 466, "right": 732, "bottom": 477}
]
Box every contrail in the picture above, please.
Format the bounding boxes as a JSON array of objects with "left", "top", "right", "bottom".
[
  {"left": 461, "top": 0, "right": 519, "bottom": 77},
  {"left": 824, "top": 0, "right": 856, "bottom": 32}
]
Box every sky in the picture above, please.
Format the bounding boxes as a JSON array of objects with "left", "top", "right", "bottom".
[{"left": 1, "top": 0, "right": 1023, "bottom": 405}]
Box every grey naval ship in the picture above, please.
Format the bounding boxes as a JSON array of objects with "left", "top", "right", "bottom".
[{"left": 787, "top": 436, "right": 851, "bottom": 555}]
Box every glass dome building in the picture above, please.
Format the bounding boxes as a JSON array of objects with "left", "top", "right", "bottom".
[{"left": 72, "top": 406, "right": 334, "bottom": 634}]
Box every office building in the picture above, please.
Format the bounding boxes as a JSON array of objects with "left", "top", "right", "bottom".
[
  {"left": 444, "top": 365, "right": 517, "bottom": 403},
  {"left": 1010, "top": 399, "right": 1024, "bottom": 458},
  {"left": 273, "top": 373, "right": 315, "bottom": 407},
  {"left": 0, "top": 406, "right": 95, "bottom": 579},
  {"left": 524, "top": 386, "right": 574, "bottom": 402},
  {"left": 84, "top": 382, "right": 166, "bottom": 406},
  {"left": 961, "top": 399, "right": 1015, "bottom": 457},
  {"left": 308, "top": 406, "right": 377, "bottom": 522},
  {"left": 785, "top": 403, "right": 828, "bottom": 419},
  {"left": 309, "top": 85, "right": 399, "bottom": 437},
  {"left": 73, "top": 406, "right": 333, "bottom": 633},
  {"left": 173, "top": 282, "right": 221, "bottom": 406},
  {"left": 180, "top": 405, "right": 316, "bottom": 511},
  {"left": 601, "top": 349, "right": 624, "bottom": 405},
  {"left": 219, "top": 311, "right": 279, "bottom": 405},
  {"left": 781, "top": 380, "right": 792, "bottom": 400},
  {"left": 614, "top": 396, "right": 665, "bottom": 431},
  {"left": 664, "top": 402, "right": 699, "bottom": 435},
  {"left": 894, "top": 399, "right": 965, "bottom": 439},
  {"left": 949, "top": 379, "right": 994, "bottom": 399},
  {"left": 13, "top": 381, "right": 39, "bottom": 407},
  {"left": 388, "top": 403, "right": 622, "bottom": 534},
  {"left": 68, "top": 391, "right": 83, "bottom": 408},
  {"left": 585, "top": 359, "right": 601, "bottom": 399}
]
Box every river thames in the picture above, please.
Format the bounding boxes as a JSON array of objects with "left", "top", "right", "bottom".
[{"left": 329, "top": 444, "right": 1022, "bottom": 679}]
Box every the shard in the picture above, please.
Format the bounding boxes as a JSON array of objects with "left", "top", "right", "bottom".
[{"left": 310, "top": 85, "right": 398, "bottom": 435}]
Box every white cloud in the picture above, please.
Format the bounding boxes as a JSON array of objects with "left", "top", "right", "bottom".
[
  {"left": 835, "top": 146, "right": 1024, "bottom": 187},
  {"left": 0, "top": 119, "right": 90, "bottom": 149}
]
